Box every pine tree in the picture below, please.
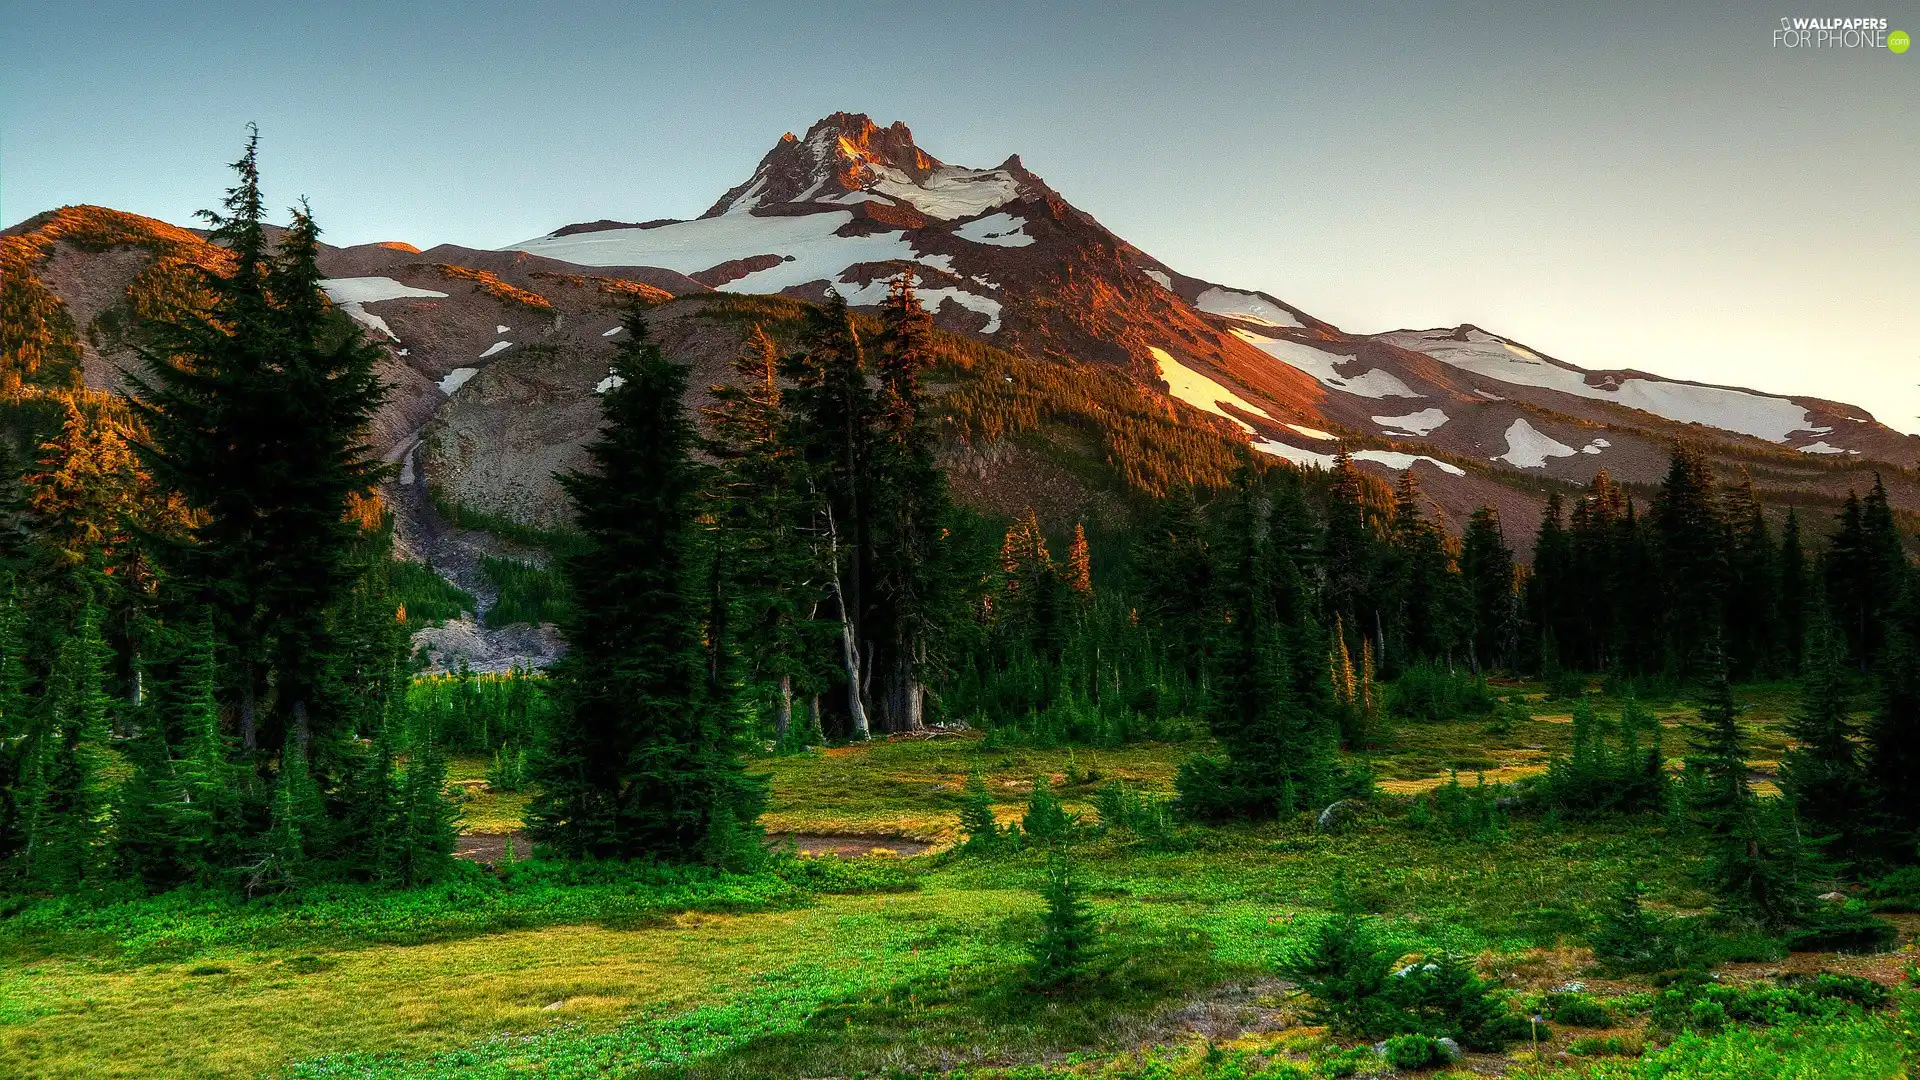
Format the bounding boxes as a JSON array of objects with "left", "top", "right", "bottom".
[
  {"left": 1527, "top": 493, "right": 1575, "bottom": 673},
  {"left": 1178, "top": 470, "right": 1342, "bottom": 819},
  {"left": 1862, "top": 629, "right": 1920, "bottom": 859},
  {"left": 527, "top": 310, "right": 764, "bottom": 861},
  {"left": 958, "top": 769, "right": 1001, "bottom": 851},
  {"left": 1723, "top": 479, "right": 1781, "bottom": 677},
  {"left": 868, "top": 275, "right": 956, "bottom": 732},
  {"left": 392, "top": 735, "right": 459, "bottom": 887},
  {"left": 1381, "top": 469, "right": 1463, "bottom": 666},
  {"left": 705, "top": 324, "right": 826, "bottom": 750},
  {"left": 0, "top": 578, "right": 30, "bottom": 866},
  {"left": 1778, "top": 509, "right": 1810, "bottom": 672},
  {"left": 1029, "top": 851, "right": 1096, "bottom": 989},
  {"left": 1777, "top": 620, "right": 1866, "bottom": 867},
  {"left": 129, "top": 132, "right": 389, "bottom": 764},
  {"left": 19, "top": 596, "right": 115, "bottom": 888},
  {"left": 784, "top": 291, "right": 878, "bottom": 737},
  {"left": 1065, "top": 523, "right": 1093, "bottom": 598},
  {"left": 251, "top": 747, "right": 322, "bottom": 893},
  {"left": 1459, "top": 506, "right": 1516, "bottom": 674},
  {"left": 1651, "top": 443, "right": 1726, "bottom": 675}
]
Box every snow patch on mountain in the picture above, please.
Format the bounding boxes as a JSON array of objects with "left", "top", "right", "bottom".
[
  {"left": 1143, "top": 269, "right": 1172, "bottom": 289},
  {"left": 1152, "top": 347, "right": 1274, "bottom": 432},
  {"left": 1288, "top": 424, "right": 1336, "bottom": 441},
  {"left": 1494, "top": 418, "right": 1577, "bottom": 468},
  {"left": 1371, "top": 408, "right": 1449, "bottom": 436},
  {"left": 1385, "top": 328, "right": 1816, "bottom": 443},
  {"left": 479, "top": 341, "right": 512, "bottom": 359},
  {"left": 1797, "top": 441, "right": 1859, "bottom": 455},
  {"left": 439, "top": 368, "right": 478, "bottom": 395},
  {"left": 952, "top": 212, "right": 1034, "bottom": 247},
  {"left": 1252, "top": 440, "right": 1464, "bottom": 476},
  {"left": 512, "top": 212, "right": 982, "bottom": 317},
  {"left": 320, "top": 277, "right": 448, "bottom": 342},
  {"left": 872, "top": 166, "right": 1020, "bottom": 220},
  {"left": 1196, "top": 287, "right": 1301, "bottom": 329},
  {"left": 840, "top": 278, "right": 1002, "bottom": 333},
  {"left": 1231, "top": 329, "right": 1421, "bottom": 399},
  {"left": 595, "top": 373, "right": 624, "bottom": 394},
  {"left": 320, "top": 277, "right": 449, "bottom": 305}
]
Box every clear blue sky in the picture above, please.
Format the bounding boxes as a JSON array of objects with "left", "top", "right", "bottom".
[{"left": 5, "top": 1, "right": 1916, "bottom": 431}]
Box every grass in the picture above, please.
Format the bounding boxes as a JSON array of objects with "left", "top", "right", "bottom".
[{"left": 2, "top": 679, "right": 1910, "bottom": 1080}]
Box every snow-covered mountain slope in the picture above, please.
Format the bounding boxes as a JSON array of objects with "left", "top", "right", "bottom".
[{"left": 9, "top": 111, "right": 1919, "bottom": 548}]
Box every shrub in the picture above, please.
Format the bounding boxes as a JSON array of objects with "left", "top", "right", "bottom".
[
  {"left": 1388, "top": 662, "right": 1495, "bottom": 724},
  {"left": 1390, "top": 951, "right": 1528, "bottom": 1051},
  {"left": 1021, "top": 779, "right": 1075, "bottom": 846},
  {"left": 1276, "top": 911, "right": 1402, "bottom": 1037},
  {"left": 1785, "top": 902, "right": 1900, "bottom": 954},
  {"left": 1409, "top": 772, "right": 1505, "bottom": 839},
  {"left": 1862, "top": 867, "right": 1920, "bottom": 912},
  {"left": 1544, "top": 991, "right": 1613, "bottom": 1028},
  {"left": 1567, "top": 1035, "right": 1639, "bottom": 1057},
  {"left": 1381, "top": 1032, "right": 1441, "bottom": 1069},
  {"left": 485, "top": 742, "right": 530, "bottom": 793},
  {"left": 957, "top": 770, "right": 1002, "bottom": 852}
]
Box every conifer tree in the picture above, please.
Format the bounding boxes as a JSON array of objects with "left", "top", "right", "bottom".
[
  {"left": 1651, "top": 443, "right": 1726, "bottom": 674},
  {"left": 1459, "top": 506, "right": 1516, "bottom": 674},
  {"left": 527, "top": 310, "right": 764, "bottom": 861},
  {"left": 129, "top": 132, "right": 389, "bottom": 763},
  {"left": 1527, "top": 493, "right": 1575, "bottom": 672},
  {"left": 19, "top": 596, "right": 115, "bottom": 888},
  {"left": 784, "top": 292, "right": 878, "bottom": 736},
  {"left": 1723, "top": 479, "right": 1781, "bottom": 677},
  {"left": 1065, "top": 523, "right": 1094, "bottom": 598},
  {"left": 1382, "top": 470, "right": 1463, "bottom": 666},
  {"left": 1178, "top": 470, "right": 1342, "bottom": 819},
  {"left": 251, "top": 746, "right": 321, "bottom": 893},
  {"left": 1862, "top": 629, "right": 1920, "bottom": 858},
  {"left": 0, "top": 579, "right": 29, "bottom": 866},
  {"left": 392, "top": 735, "right": 459, "bottom": 887},
  {"left": 1029, "top": 851, "right": 1096, "bottom": 988},
  {"left": 705, "top": 325, "right": 825, "bottom": 749},
  {"left": 170, "top": 614, "right": 237, "bottom": 883},
  {"left": 1778, "top": 509, "right": 1810, "bottom": 671},
  {"left": 1777, "top": 620, "right": 1866, "bottom": 867},
  {"left": 868, "top": 275, "right": 956, "bottom": 731}
]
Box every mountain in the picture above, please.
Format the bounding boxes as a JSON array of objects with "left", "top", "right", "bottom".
[{"left": 7, "top": 114, "right": 1919, "bottom": 565}]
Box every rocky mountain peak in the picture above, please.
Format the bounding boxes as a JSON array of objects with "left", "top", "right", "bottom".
[{"left": 702, "top": 112, "right": 1019, "bottom": 221}]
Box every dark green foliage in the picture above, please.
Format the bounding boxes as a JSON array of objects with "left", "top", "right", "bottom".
[
  {"left": 1381, "top": 1033, "right": 1442, "bottom": 1069},
  {"left": 1648, "top": 970, "right": 1884, "bottom": 1036},
  {"left": 956, "top": 769, "right": 1001, "bottom": 852},
  {"left": 127, "top": 131, "right": 389, "bottom": 761},
  {"left": 1459, "top": 506, "right": 1519, "bottom": 675},
  {"left": 1778, "top": 622, "right": 1868, "bottom": 866},
  {"left": 1824, "top": 477, "right": 1911, "bottom": 670},
  {"left": 527, "top": 310, "right": 764, "bottom": 862},
  {"left": 389, "top": 561, "right": 473, "bottom": 628},
  {"left": 1863, "top": 630, "right": 1920, "bottom": 858},
  {"left": 391, "top": 737, "right": 459, "bottom": 888},
  {"left": 1543, "top": 992, "right": 1613, "bottom": 1027},
  {"left": 1652, "top": 444, "right": 1727, "bottom": 675},
  {"left": 1020, "top": 779, "right": 1074, "bottom": 846},
  {"left": 479, "top": 556, "right": 568, "bottom": 628},
  {"left": 1276, "top": 910, "right": 1403, "bottom": 1037},
  {"left": 1175, "top": 469, "right": 1347, "bottom": 820},
  {"left": 1387, "top": 662, "right": 1495, "bottom": 724},
  {"left": 1535, "top": 697, "right": 1668, "bottom": 818},
  {"left": 1390, "top": 950, "right": 1527, "bottom": 1051},
  {"left": 1028, "top": 852, "right": 1097, "bottom": 988},
  {"left": 1589, "top": 876, "right": 1681, "bottom": 974}
]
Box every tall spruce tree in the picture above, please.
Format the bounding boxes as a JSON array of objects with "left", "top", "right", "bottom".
[
  {"left": 1459, "top": 506, "right": 1517, "bottom": 674},
  {"left": 1778, "top": 509, "right": 1810, "bottom": 672},
  {"left": 868, "top": 275, "right": 955, "bottom": 731},
  {"left": 527, "top": 310, "right": 764, "bottom": 861},
  {"left": 705, "top": 325, "right": 827, "bottom": 749},
  {"left": 129, "top": 131, "right": 388, "bottom": 766},
  {"left": 1723, "top": 479, "right": 1781, "bottom": 678},
  {"left": 1777, "top": 619, "right": 1867, "bottom": 867},
  {"left": 784, "top": 292, "right": 878, "bottom": 737},
  {"left": 1651, "top": 443, "right": 1726, "bottom": 674},
  {"left": 1176, "top": 469, "right": 1342, "bottom": 820},
  {"left": 1862, "top": 628, "right": 1920, "bottom": 860}
]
